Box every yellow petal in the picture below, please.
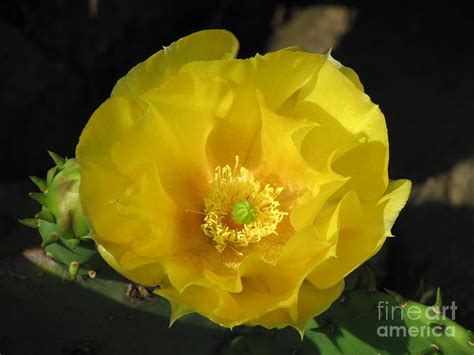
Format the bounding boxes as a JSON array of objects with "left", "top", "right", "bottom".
[
  {"left": 249, "top": 280, "right": 344, "bottom": 332},
  {"left": 200, "top": 61, "right": 263, "bottom": 169},
  {"left": 252, "top": 50, "right": 325, "bottom": 112},
  {"left": 156, "top": 285, "right": 242, "bottom": 325},
  {"left": 76, "top": 96, "right": 142, "bottom": 171},
  {"left": 97, "top": 244, "right": 164, "bottom": 286},
  {"left": 339, "top": 66, "right": 364, "bottom": 91},
  {"left": 161, "top": 254, "right": 218, "bottom": 293},
  {"left": 307, "top": 179, "right": 411, "bottom": 289},
  {"left": 380, "top": 179, "right": 412, "bottom": 236},
  {"left": 76, "top": 97, "right": 148, "bottom": 244},
  {"left": 79, "top": 160, "right": 147, "bottom": 244},
  {"left": 246, "top": 308, "right": 293, "bottom": 329},
  {"left": 114, "top": 166, "right": 177, "bottom": 258},
  {"left": 168, "top": 300, "right": 194, "bottom": 326},
  {"left": 302, "top": 60, "right": 388, "bottom": 147},
  {"left": 250, "top": 93, "right": 317, "bottom": 197},
  {"left": 310, "top": 189, "right": 363, "bottom": 249},
  {"left": 297, "top": 103, "right": 360, "bottom": 172},
  {"left": 337, "top": 190, "right": 362, "bottom": 230},
  {"left": 290, "top": 180, "right": 346, "bottom": 231},
  {"left": 233, "top": 245, "right": 333, "bottom": 325},
  {"left": 112, "top": 73, "right": 232, "bottom": 206},
  {"left": 324, "top": 50, "right": 364, "bottom": 91},
  {"left": 111, "top": 29, "right": 239, "bottom": 98},
  {"left": 277, "top": 225, "right": 332, "bottom": 266},
  {"left": 115, "top": 164, "right": 176, "bottom": 224},
  {"left": 332, "top": 141, "right": 388, "bottom": 200},
  {"left": 296, "top": 60, "right": 389, "bottom": 200},
  {"left": 296, "top": 103, "right": 388, "bottom": 200},
  {"left": 291, "top": 280, "right": 344, "bottom": 332}
]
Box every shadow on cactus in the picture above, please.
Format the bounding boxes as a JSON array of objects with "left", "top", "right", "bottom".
[
  {"left": 223, "top": 289, "right": 474, "bottom": 355},
  {"left": 0, "top": 251, "right": 230, "bottom": 354}
]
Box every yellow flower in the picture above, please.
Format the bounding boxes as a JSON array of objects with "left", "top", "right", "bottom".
[{"left": 76, "top": 30, "right": 411, "bottom": 332}]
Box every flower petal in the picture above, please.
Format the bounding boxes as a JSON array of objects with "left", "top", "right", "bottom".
[
  {"left": 303, "top": 60, "right": 388, "bottom": 145},
  {"left": 76, "top": 97, "right": 148, "bottom": 244},
  {"left": 332, "top": 141, "right": 388, "bottom": 200},
  {"left": 156, "top": 285, "right": 242, "bottom": 324},
  {"left": 111, "top": 29, "right": 239, "bottom": 98},
  {"left": 97, "top": 244, "right": 164, "bottom": 286},
  {"left": 250, "top": 93, "right": 317, "bottom": 199},
  {"left": 76, "top": 96, "right": 142, "bottom": 171},
  {"left": 252, "top": 50, "right": 324, "bottom": 112},
  {"left": 112, "top": 73, "right": 232, "bottom": 207},
  {"left": 307, "top": 179, "right": 411, "bottom": 289},
  {"left": 296, "top": 61, "right": 389, "bottom": 200},
  {"left": 249, "top": 280, "right": 344, "bottom": 332},
  {"left": 201, "top": 61, "right": 263, "bottom": 169},
  {"left": 297, "top": 103, "right": 360, "bottom": 173},
  {"left": 79, "top": 160, "right": 147, "bottom": 244},
  {"left": 115, "top": 164, "right": 176, "bottom": 224},
  {"left": 290, "top": 180, "right": 347, "bottom": 231},
  {"left": 291, "top": 280, "right": 344, "bottom": 332},
  {"left": 277, "top": 225, "right": 332, "bottom": 266}
]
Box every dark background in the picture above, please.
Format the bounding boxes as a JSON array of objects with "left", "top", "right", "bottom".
[{"left": 1, "top": 0, "right": 473, "bottom": 338}]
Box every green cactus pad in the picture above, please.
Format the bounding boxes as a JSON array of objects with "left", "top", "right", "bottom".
[{"left": 222, "top": 290, "right": 474, "bottom": 354}]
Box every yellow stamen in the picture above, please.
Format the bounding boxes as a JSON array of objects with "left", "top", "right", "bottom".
[{"left": 201, "top": 157, "right": 287, "bottom": 252}]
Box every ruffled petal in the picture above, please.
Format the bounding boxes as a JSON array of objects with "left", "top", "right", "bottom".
[
  {"left": 111, "top": 29, "right": 239, "bottom": 98},
  {"left": 76, "top": 96, "right": 142, "bottom": 171},
  {"left": 155, "top": 285, "right": 242, "bottom": 325},
  {"left": 97, "top": 244, "right": 164, "bottom": 286},
  {"left": 250, "top": 93, "right": 318, "bottom": 199},
  {"left": 332, "top": 140, "right": 388, "bottom": 200},
  {"left": 303, "top": 60, "right": 387, "bottom": 145},
  {"left": 291, "top": 280, "right": 344, "bottom": 332},
  {"left": 290, "top": 180, "right": 347, "bottom": 231},
  {"left": 248, "top": 280, "right": 344, "bottom": 332},
  {"left": 296, "top": 61, "right": 389, "bottom": 200},
  {"left": 111, "top": 73, "right": 233, "bottom": 207},
  {"left": 307, "top": 179, "right": 411, "bottom": 289},
  {"left": 79, "top": 161, "right": 147, "bottom": 244},
  {"left": 251, "top": 50, "right": 325, "bottom": 113}
]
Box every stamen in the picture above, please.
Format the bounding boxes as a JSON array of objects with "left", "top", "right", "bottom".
[{"left": 201, "top": 156, "right": 287, "bottom": 252}]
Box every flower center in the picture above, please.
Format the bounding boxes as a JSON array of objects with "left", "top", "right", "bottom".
[
  {"left": 232, "top": 200, "right": 257, "bottom": 225},
  {"left": 201, "top": 157, "right": 287, "bottom": 253}
]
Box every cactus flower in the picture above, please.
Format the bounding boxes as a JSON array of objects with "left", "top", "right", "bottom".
[{"left": 76, "top": 30, "right": 411, "bottom": 331}]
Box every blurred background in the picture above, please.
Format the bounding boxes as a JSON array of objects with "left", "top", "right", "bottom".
[{"left": 1, "top": 0, "right": 473, "bottom": 347}]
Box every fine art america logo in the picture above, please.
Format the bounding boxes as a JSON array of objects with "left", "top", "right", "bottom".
[{"left": 376, "top": 300, "right": 458, "bottom": 337}]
